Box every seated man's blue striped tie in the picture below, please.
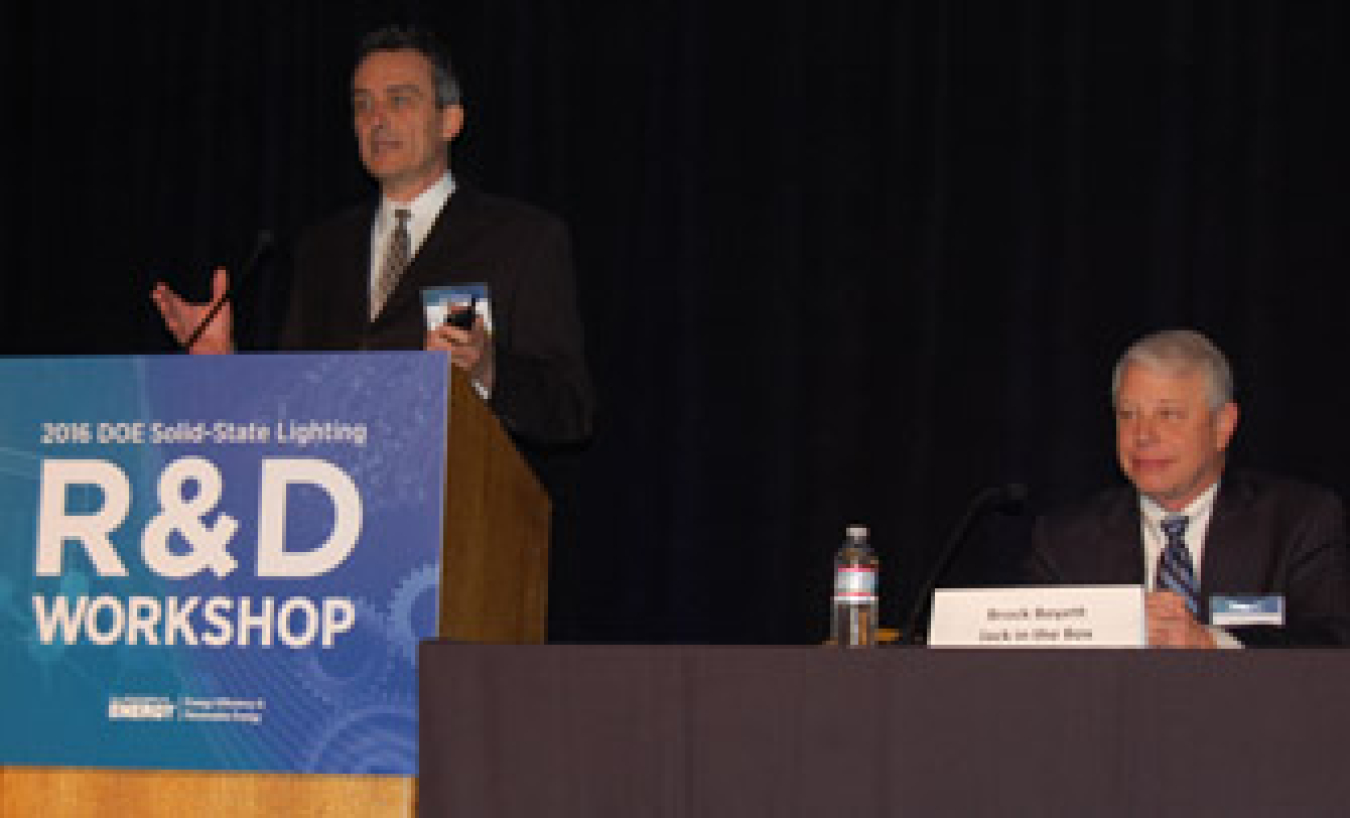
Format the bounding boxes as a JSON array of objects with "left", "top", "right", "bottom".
[{"left": 1158, "top": 515, "right": 1200, "bottom": 617}]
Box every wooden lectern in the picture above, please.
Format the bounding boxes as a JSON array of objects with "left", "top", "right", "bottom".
[{"left": 1, "top": 368, "right": 551, "bottom": 817}]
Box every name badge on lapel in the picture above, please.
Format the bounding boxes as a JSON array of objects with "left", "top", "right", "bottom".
[{"left": 1210, "top": 594, "right": 1284, "bottom": 627}]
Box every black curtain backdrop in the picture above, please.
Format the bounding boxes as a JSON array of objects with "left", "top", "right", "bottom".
[{"left": 4, "top": 1, "right": 1349, "bottom": 644}]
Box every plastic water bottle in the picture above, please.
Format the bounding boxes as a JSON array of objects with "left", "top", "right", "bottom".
[{"left": 831, "top": 524, "right": 878, "bottom": 647}]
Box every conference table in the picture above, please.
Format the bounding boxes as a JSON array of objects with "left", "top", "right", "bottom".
[{"left": 419, "top": 643, "right": 1350, "bottom": 816}]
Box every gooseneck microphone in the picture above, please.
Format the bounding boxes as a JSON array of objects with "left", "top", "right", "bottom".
[
  {"left": 900, "top": 482, "right": 1028, "bottom": 644},
  {"left": 181, "top": 230, "right": 274, "bottom": 351}
]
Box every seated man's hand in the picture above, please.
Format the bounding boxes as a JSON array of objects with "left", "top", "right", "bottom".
[
  {"left": 425, "top": 311, "right": 495, "bottom": 393},
  {"left": 150, "top": 267, "right": 234, "bottom": 355},
  {"left": 1146, "top": 591, "right": 1217, "bottom": 649}
]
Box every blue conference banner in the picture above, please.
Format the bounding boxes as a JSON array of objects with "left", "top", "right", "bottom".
[{"left": 0, "top": 353, "right": 447, "bottom": 775}]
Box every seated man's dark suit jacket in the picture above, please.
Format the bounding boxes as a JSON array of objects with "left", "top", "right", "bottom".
[
  {"left": 1028, "top": 469, "right": 1350, "bottom": 646},
  {"left": 279, "top": 186, "right": 594, "bottom": 450}
]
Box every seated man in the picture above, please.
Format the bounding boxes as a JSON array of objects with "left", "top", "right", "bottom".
[{"left": 1027, "top": 329, "right": 1350, "bottom": 647}]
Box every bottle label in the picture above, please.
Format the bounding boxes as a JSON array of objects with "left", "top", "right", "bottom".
[{"left": 833, "top": 566, "right": 877, "bottom": 600}]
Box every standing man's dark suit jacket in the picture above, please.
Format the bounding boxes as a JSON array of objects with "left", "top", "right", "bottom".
[
  {"left": 1028, "top": 469, "right": 1350, "bottom": 646},
  {"left": 280, "top": 186, "right": 594, "bottom": 449}
]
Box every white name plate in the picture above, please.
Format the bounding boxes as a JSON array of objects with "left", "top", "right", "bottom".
[{"left": 928, "top": 585, "right": 1145, "bottom": 648}]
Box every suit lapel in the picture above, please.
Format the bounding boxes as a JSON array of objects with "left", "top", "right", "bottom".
[
  {"left": 347, "top": 205, "right": 376, "bottom": 330},
  {"left": 1198, "top": 473, "right": 1255, "bottom": 600},
  {"left": 1098, "top": 488, "right": 1147, "bottom": 584},
  {"left": 305, "top": 203, "right": 375, "bottom": 347},
  {"left": 375, "top": 188, "right": 483, "bottom": 322}
]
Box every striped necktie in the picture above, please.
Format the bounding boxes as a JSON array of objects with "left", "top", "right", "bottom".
[
  {"left": 371, "top": 208, "right": 411, "bottom": 319},
  {"left": 1157, "top": 515, "right": 1200, "bottom": 617}
]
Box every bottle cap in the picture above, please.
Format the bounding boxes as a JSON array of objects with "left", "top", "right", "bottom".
[{"left": 845, "top": 524, "right": 868, "bottom": 540}]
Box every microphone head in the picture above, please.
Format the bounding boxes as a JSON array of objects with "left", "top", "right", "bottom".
[{"left": 994, "top": 482, "right": 1029, "bottom": 512}]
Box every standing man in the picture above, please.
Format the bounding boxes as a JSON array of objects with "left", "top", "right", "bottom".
[
  {"left": 153, "top": 24, "right": 594, "bottom": 450},
  {"left": 1028, "top": 329, "right": 1350, "bottom": 647}
]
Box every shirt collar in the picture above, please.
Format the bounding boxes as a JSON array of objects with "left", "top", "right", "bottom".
[
  {"left": 377, "top": 171, "right": 456, "bottom": 234},
  {"left": 1139, "top": 480, "right": 1220, "bottom": 531}
]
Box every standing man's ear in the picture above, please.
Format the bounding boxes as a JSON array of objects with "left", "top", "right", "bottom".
[{"left": 441, "top": 104, "right": 465, "bottom": 142}]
